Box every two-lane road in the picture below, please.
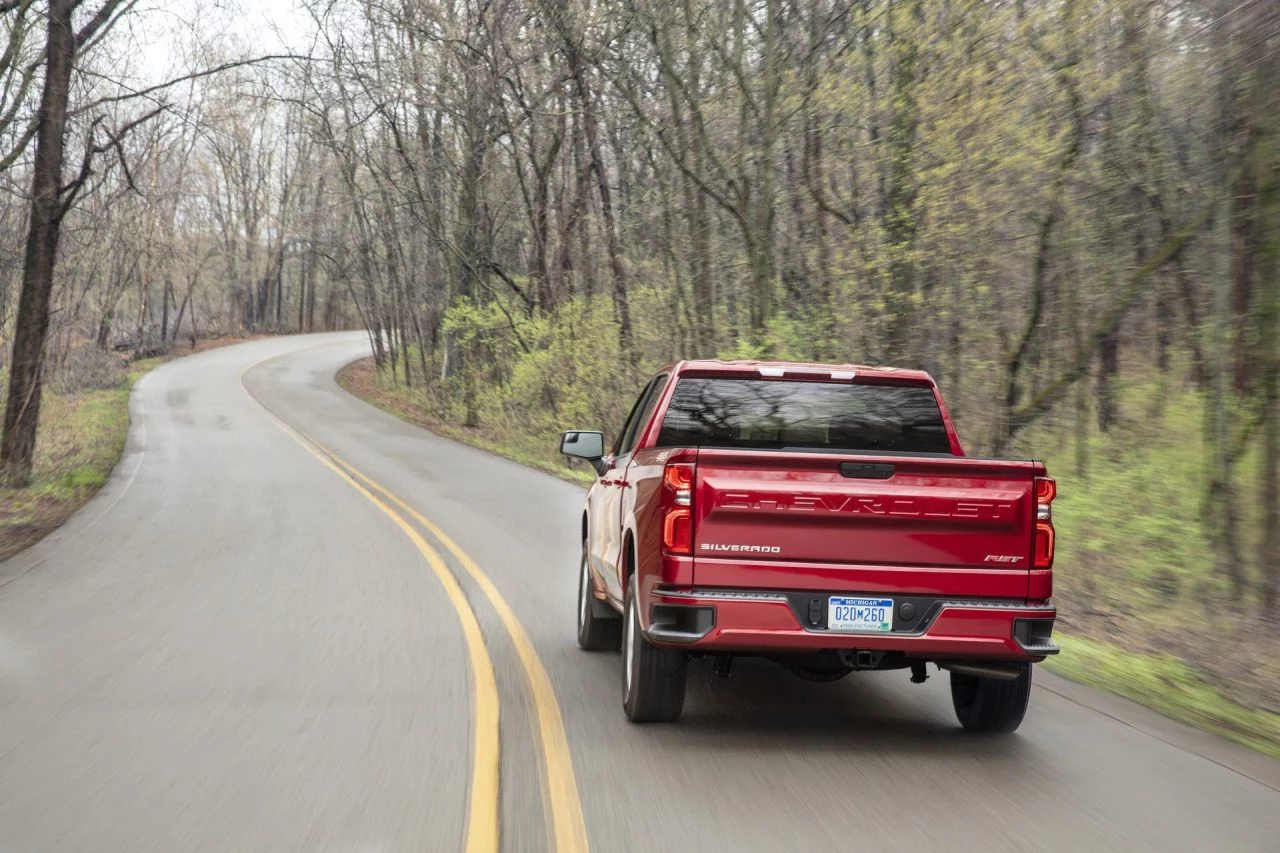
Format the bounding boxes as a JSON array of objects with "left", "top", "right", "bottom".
[{"left": 2, "top": 333, "right": 1277, "bottom": 852}]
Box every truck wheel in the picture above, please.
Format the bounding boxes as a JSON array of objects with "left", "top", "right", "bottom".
[
  {"left": 577, "top": 546, "right": 621, "bottom": 651},
  {"left": 622, "top": 575, "right": 686, "bottom": 722},
  {"left": 950, "top": 663, "right": 1032, "bottom": 733}
]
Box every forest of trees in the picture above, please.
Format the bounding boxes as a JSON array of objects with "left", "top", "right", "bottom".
[{"left": 0, "top": 1, "right": 1276, "bottom": 625}]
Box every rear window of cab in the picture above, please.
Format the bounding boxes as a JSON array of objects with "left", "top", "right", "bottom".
[{"left": 654, "top": 377, "right": 952, "bottom": 455}]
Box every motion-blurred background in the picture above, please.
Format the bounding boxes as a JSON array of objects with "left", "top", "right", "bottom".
[{"left": 0, "top": 0, "right": 1276, "bottom": 756}]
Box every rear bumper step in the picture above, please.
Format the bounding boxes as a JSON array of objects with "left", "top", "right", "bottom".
[{"left": 646, "top": 588, "right": 1056, "bottom": 660}]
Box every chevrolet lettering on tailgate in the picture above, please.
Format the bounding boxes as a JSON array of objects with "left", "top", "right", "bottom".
[{"left": 717, "top": 491, "right": 1017, "bottom": 522}]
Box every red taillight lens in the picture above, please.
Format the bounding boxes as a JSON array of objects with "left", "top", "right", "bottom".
[
  {"left": 663, "top": 509, "right": 692, "bottom": 553},
  {"left": 663, "top": 464, "right": 694, "bottom": 492},
  {"left": 1033, "top": 477, "right": 1056, "bottom": 568},
  {"left": 1036, "top": 477, "right": 1057, "bottom": 505},
  {"left": 662, "top": 462, "right": 696, "bottom": 554},
  {"left": 1034, "top": 522, "right": 1055, "bottom": 569}
]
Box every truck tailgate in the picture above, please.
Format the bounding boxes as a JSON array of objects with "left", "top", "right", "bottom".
[{"left": 692, "top": 449, "right": 1042, "bottom": 591}]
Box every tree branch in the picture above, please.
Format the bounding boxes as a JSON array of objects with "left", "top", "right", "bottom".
[
  {"left": 488, "top": 260, "right": 535, "bottom": 312},
  {"left": 57, "top": 115, "right": 104, "bottom": 216},
  {"left": 69, "top": 54, "right": 312, "bottom": 118},
  {"left": 57, "top": 103, "right": 166, "bottom": 218},
  {"left": 73, "top": 0, "right": 135, "bottom": 49},
  {"left": 1005, "top": 194, "right": 1219, "bottom": 438}
]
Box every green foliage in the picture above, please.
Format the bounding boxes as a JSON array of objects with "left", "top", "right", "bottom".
[
  {"left": 0, "top": 383, "right": 131, "bottom": 560},
  {"left": 716, "top": 315, "right": 810, "bottom": 362},
  {"left": 444, "top": 297, "right": 536, "bottom": 356},
  {"left": 474, "top": 296, "right": 639, "bottom": 435},
  {"left": 60, "top": 465, "right": 108, "bottom": 490},
  {"left": 1027, "top": 377, "right": 1267, "bottom": 619},
  {"left": 1012, "top": 374, "right": 1280, "bottom": 735},
  {"left": 378, "top": 296, "right": 651, "bottom": 483}
]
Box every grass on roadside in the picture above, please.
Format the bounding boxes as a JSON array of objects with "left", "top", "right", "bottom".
[
  {"left": 0, "top": 384, "right": 133, "bottom": 562},
  {"left": 1044, "top": 636, "right": 1280, "bottom": 759}
]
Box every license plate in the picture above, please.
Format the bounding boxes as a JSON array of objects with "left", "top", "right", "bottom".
[{"left": 828, "top": 597, "right": 894, "bottom": 633}]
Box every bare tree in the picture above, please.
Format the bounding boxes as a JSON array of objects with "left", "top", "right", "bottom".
[{"left": 1, "top": 0, "right": 133, "bottom": 485}]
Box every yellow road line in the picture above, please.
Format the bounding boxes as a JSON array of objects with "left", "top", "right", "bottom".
[
  {"left": 324, "top": 453, "right": 591, "bottom": 853},
  {"left": 240, "top": 360, "right": 500, "bottom": 853}
]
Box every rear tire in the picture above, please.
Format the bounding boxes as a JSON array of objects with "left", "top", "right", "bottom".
[
  {"left": 577, "top": 546, "right": 621, "bottom": 652},
  {"left": 950, "top": 663, "right": 1032, "bottom": 733},
  {"left": 622, "top": 575, "right": 686, "bottom": 722}
]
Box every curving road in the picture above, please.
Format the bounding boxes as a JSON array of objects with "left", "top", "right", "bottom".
[{"left": 1, "top": 333, "right": 1278, "bottom": 852}]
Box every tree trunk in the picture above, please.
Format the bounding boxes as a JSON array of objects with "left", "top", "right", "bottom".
[
  {"left": 566, "top": 54, "right": 631, "bottom": 349},
  {"left": 275, "top": 253, "right": 285, "bottom": 326},
  {"left": 297, "top": 246, "right": 307, "bottom": 332},
  {"left": 880, "top": 0, "right": 923, "bottom": 365},
  {"left": 0, "top": 0, "right": 76, "bottom": 486},
  {"left": 1208, "top": 199, "right": 1246, "bottom": 598},
  {"left": 681, "top": 15, "right": 713, "bottom": 355},
  {"left": 1097, "top": 330, "right": 1119, "bottom": 431},
  {"left": 96, "top": 313, "right": 112, "bottom": 350},
  {"left": 1156, "top": 279, "right": 1173, "bottom": 372},
  {"left": 1175, "top": 261, "right": 1209, "bottom": 387},
  {"left": 160, "top": 277, "right": 172, "bottom": 343},
  {"left": 171, "top": 292, "right": 189, "bottom": 344},
  {"left": 1257, "top": 122, "right": 1279, "bottom": 617},
  {"left": 1232, "top": 138, "right": 1259, "bottom": 394},
  {"left": 189, "top": 283, "right": 199, "bottom": 346},
  {"left": 1262, "top": 343, "right": 1278, "bottom": 617},
  {"left": 807, "top": 119, "right": 836, "bottom": 361}
]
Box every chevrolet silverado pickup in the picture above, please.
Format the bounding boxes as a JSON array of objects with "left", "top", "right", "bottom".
[{"left": 560, "top": 360, "right": 1058, "bottom": 729}]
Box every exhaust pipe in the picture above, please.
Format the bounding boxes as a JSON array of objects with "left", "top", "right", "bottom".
[{"left": 940, "top": 662, "right": 1026, "bottom": 681}]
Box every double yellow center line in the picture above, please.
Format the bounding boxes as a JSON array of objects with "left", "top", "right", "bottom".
[{"left": 241, "top": 354, "right": 589, "bottom": 853}]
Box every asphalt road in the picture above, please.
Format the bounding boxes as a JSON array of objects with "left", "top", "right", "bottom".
[{"left": 1, "top": 332, "right": 1278, "bottom": 853}]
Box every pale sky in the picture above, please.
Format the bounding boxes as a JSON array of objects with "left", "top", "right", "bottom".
[{"left": 130, "top": 0, "right": 316, "bottom": 84}]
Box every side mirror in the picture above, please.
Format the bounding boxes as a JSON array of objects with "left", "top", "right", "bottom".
[{"left": 560, "top": 430, "right": 606, "bottom": 473}]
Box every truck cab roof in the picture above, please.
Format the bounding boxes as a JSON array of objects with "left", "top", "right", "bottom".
[{"left": 659, "top": 359, "right": 936, "bottom": 385}]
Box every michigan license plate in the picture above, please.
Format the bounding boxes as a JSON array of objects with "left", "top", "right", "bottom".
[{"left": 828, "top": 597, "right": 893, "bottom": 633}]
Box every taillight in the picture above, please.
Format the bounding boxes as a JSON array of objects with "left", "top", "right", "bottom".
[
  {"left": 1034, "top": 476, "right": 1056, "bottom": 569},
  {"left": 662, "top": 462, "right": 695, "bottom": 554},
  {"left": 663, "top": 509, "right": 692, "bottom": 552},
  {"left": 663, "top": 463, "right": 693, "bottom": 503},
  {"left": 1033, "top": 523, "right": 1055, "bottom": 568}
]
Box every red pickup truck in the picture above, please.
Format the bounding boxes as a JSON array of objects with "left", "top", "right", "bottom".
[{"left": 561, "top": 360, "right": 1058, "bottom": 730}]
